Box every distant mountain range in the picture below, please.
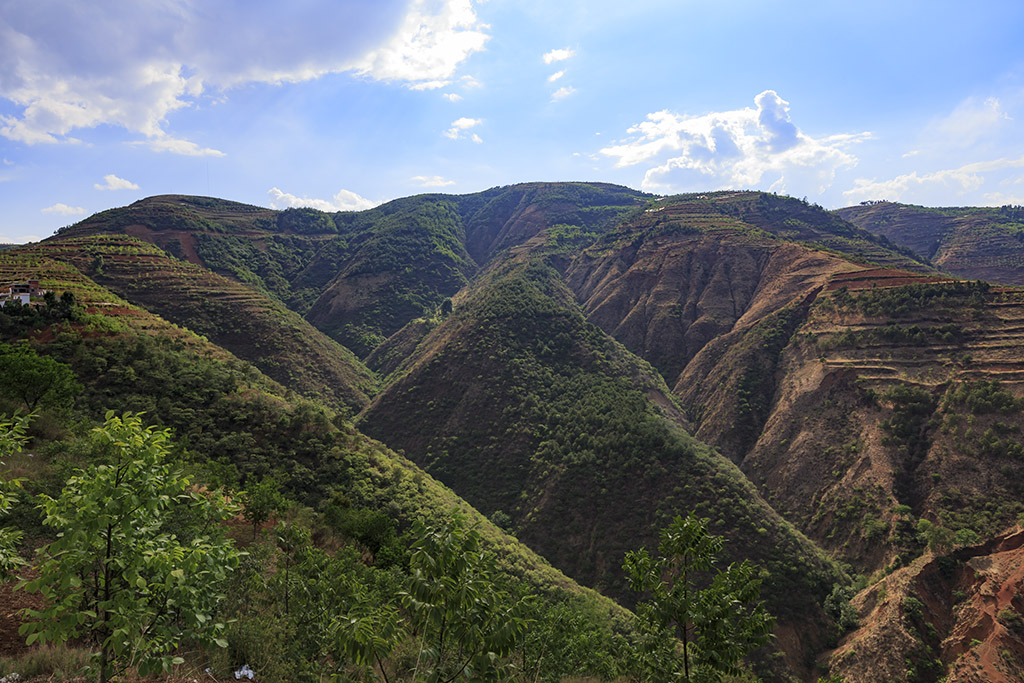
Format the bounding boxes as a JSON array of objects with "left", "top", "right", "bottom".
[{"left": 4, "top": 185, "right": 1024, "bottom": 681}]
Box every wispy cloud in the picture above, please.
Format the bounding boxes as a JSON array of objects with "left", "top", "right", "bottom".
[
  {"left": 542, "top": 48, "right": 575, "bottom": 64},
  {"left": 267, "top": 187, "right": 379, "bottom": 212},
  {"left": 141, "top": 137, "right": 226, "bottom": 157},
  {"left": 843, "top": 155, "right": 1024, "bottom": 203},
  {"left": 548, "top": 70, "right": 566, "bottom": 83},
  {"left": 444, "top": 117, "right": 482, "bottom": 142},
  {"left": 601, "top": 90, "right": 869, "bottom": 194},
  {"left": 927, "top": 96, "right": 1011, "bottom": 149},
  {"left": 411, "top": 175, "right": 456, "bottom": 187},
  {"left": 551, "top": 86, "right": 576, "bottom": 101},
  {"left": 443, "top": 93, "right": 463, "bottom": 102},
  {"left": 983, "top": 191, "right": 1024, "bottom": 206},
  {"left": 94, "top": 174, "right": 139, "bottom": 191},
  {"left": 41, "top": 203, "right": 86, "bottom": 216}
]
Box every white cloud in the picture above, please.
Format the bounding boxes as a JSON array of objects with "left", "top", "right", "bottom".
[
  {"left": 412, "top": 175, "right": 456, "bottom": 187},
  {"left": 42, "top": 203, "right": 86, "bottom": 216},
  {"left": 267, "top": 187, "right": 379, "bottom": 212},
  {"left": 843, "top": 154, "right": 1024, "bottom": 204},
  {"left": 94, "top": 174, "right": 139, "bottom": 191},
  {"left": 601, "top": 90, "right": 869, "bottom": 194},
  {"left": 551, "top": 86, "right": 576, "bottom": 101},
  {"left": 0, "top": 1, "right": 488, "bottom": 152},
  {"left": 17, "top": 234, "right": 41, "bottom": 243},
  {"left": 354, "top": 0, "right": 489, "bottom": 88},
  {"left": 543, "top": 48, "right": 575, "bottom": 64},
  {"left": 443, "top": 93, "right": 463, "bottom": 102},
  {"left": 548, "top": 70, "right": 565, "bottom": 83},
  {"left": 444, "top": 116, "right": 482, "bottom": 141}
]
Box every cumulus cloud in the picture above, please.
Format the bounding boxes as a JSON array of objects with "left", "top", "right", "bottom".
[
  {"left": 444, "top": 116, "right": 482, "bottom": 141},
  {"left": 411, "top": 175, "right": 456, "bottom": 187},
  {"left": 601, "top": 90, "right": 869, "bottom": 193},
  {"left": 551, "top": 86, "right": 576, "bottom": 101},
  {"left": 843, "top": 155, "right": 1024, "bottom": 204},
  {"left": 543, "top": 48, "right": 575, "bottom": 64},
  {"left": 94, "top": 174, "right": 139, "bottom": 191},
  {"left": 443, "top": 93, "right": 463, "bottom": 102},
  {"left": 267, "top": 187, "right": 379, "bottom": 212},
  {"left": 354, "top": 0, "right": 489, "bottom": 89},
  {"left": 548, "top": 70, "right": 566, "bottom": 83},
  {"left": 41, "top": 203, "right": 86, "bottom": 215},
  {"left": 0, "top": 0, "right": 488, "bottom": 151}
]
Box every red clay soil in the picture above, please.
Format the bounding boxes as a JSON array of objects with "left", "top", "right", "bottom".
[
  {"left": 828, "top": 529, "right": 1024, "bottom": 682},
  {"left": 943, "top": 530, "right": 1024, "bottom": 682}
]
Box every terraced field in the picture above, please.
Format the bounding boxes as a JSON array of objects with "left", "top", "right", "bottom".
[
  {"left": 806, "top": 274, "right": 1024, "bottom": 392},
  {"left": 6, "top": 235, "right": 377, "bottom": 411}
]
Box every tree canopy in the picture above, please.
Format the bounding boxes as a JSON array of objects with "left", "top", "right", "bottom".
[
  {"left": 19, "top": 412, "right": 240, "bottom": 682},
  {"left": 623, "top": 514, "right": 775, "bottom": 682}
]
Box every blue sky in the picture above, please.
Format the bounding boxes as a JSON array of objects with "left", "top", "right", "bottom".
[{"left": 1, "top": 0, "right": 1023, "bottom": 243}]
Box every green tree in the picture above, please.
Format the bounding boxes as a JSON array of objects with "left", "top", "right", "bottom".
[
  {"left": 0, "top": 412, "right": 31, "bottom": 576},
  {"left": 399, "top": 516, "right": 528, "bottom": 682},
  {"left": 623, "top": 514, "right": 774, "bottom": 682},
  {"left": 19, "top": 412, "right": 241, "bottom": 683},
  {"left": 241, "top": 475, "right": 286, "bottom": 539},
  {"left": 0, "top": 342, "right": 81, "bottom": 413}
]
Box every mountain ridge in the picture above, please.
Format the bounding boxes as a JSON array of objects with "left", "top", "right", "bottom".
[{"left": 7, "top": 184, "right": 1024, "bottom": 680}]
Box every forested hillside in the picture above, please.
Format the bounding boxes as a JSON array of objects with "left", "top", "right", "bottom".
[{"left": 3, "top": 184, "right": 1024, "bottom": 681}]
